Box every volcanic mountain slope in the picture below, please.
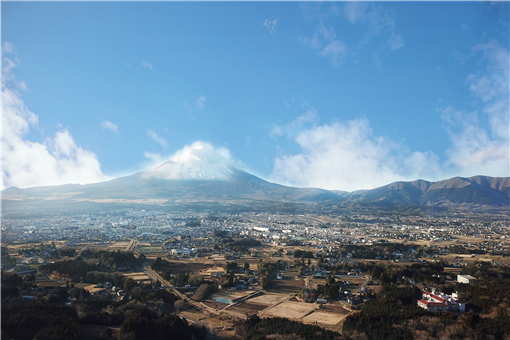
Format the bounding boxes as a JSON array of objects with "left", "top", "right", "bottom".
[
  {"left": 1, "top": 158, "right": 509, "bottom": 213},
  {"left": 1, "top": 161, "right": 340, "bottom": 210}
]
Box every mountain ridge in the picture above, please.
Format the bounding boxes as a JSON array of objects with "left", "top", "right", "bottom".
[{"left": 2, "top": 164, "right": 509, "bottom": 213}]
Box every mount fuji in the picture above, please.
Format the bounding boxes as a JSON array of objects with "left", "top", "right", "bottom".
[
  {"left": 1, "top": 146, "right": 509, "bottom": 214},
  {"left": 1, "top": 159, "right": 341, "bottom": 214}
]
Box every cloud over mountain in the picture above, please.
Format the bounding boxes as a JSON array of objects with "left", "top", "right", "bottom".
[{"left": 269, "top": 39, "right": 509, "bottom": 192}]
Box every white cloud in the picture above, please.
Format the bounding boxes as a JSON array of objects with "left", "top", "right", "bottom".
[
  {"left": 270, "top": 109, "right": 320, "bottom": 142},
  {"left": 143, "top": 151, "right": 163, "bottom": 164},
  {"left": 439, "top": 40, "right": 509, "bottom": 177},
  {"left": 1, "top": 52, "right": 108, "bottom": 189},
  {"left": 270, "top": 39, "right": 509, "bottom": 191},
  {"left": 2, "top": 42, "right": 14, "bottom": 55},
  {"left": 101, "top": 120, "right": 119, "bottom": 133},
  {"left": 270, "top": 118, "right": 441, "bottom": 191},
  {"left": 196, "top": 96, "right": 206, "bottom": 110},
  {"left": 263, "top": 19, "right": 278, "bottom": 34},
  {"left": 300, "top": 23, "right": 348, "bottom": 67},
  {"left": 141, "top": 141, "right": 244, "bottom": 180},
  {"left": 269, "top": 125, "right": 283, "bottom": 141},
  {"left": 387, "top": 32, "right": 404, "bottom": 50},
  {"left": 147, "top": 130, "right": 169, "bottom": 149},
  {"left": 344, "top": 2, "right": 369, "bottom": 24},
  {"left": 170, "top": 141, "right": 243, "bottom": 168},
  {"left": 344, "top": 2, "right": 404, "bottom": 50},
  {"left": 318, "top": 40, "right": 347, "bottom": 66},
  {"left": 290, "top": 109, "right": 319, "bottom": 128},
  {"left": 142, "top": 60, "right": 153, "bottom": 70}
]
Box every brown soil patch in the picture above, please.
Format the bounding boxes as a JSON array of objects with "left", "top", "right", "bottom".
[
  {"left": 301, "top": 311, "right": 347, "bottom": 325},
  {"left": 247, "top": 294, "right": 287, "bottom": 306},
  {"left": 261, "top": 301, "right": 315, "bottom": 319},
  {"left": 163, "top": 260, "right": 213, "bottom": 274}
]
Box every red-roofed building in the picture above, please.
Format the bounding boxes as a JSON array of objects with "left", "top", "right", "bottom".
[{"left": 418, "top": 290, "right": 466, "bottom": 313}]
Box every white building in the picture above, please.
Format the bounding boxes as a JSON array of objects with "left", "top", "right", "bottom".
[
  {"left": 417, "top": 290, "right": 465, "bottom": 313},
  {"left": 170, "top": 248, "right": 191, "bottom": 256},
  {"left": 457, "top": 274, "right": 476, "bottom": 284}
]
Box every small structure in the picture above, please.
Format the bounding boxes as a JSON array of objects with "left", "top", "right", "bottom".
[
  {"left": 348, "top": 295, "right": 363, "bottom": 305},
  {"left": 457, "top": 274, "right": 476, "bottom": 284}
]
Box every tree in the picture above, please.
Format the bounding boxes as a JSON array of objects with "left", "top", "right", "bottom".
[
  {"left": 244, "top": 262, "right": 250, "bottom": 271},
  {"left": 124, "top": 278, "right": 135, "bottom": 295},
  {"left": 326, "top": 276, "right": 335, "bottom": 285}
]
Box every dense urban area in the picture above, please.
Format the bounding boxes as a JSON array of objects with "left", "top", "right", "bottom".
[{"left": 2, "top": 207, "right": 510, "bottom": 340}]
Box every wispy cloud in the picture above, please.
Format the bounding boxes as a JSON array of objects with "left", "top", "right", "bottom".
[
  {"left": 1, "top": 47, "right": 108, "bottom": 189},
  {"left": 343, "top": 2, "right": 369, "bottom": 24},
  {"left": 183, "top": 101, "right": 193, "bottom": 118},
  {"left": 387, "top": 32, "right": 404, "bottom": 50},
  {"left": 300, "top": 23, "right": 348, "bottom": 67},
  {"left": 147, "top": 130, "right": 169, "bottom": 149},
  {"left": 270, "top": 109, "right": 320, "bottom": 142},
  {"left": 143, "top": 151, "right": 163, "bottom": 165},
  {"left": 318, "top": 40, "right": 347, "bottom": 66},
  {"left": 269, "top": 125, "right": 283, "bottom": 141},
  {"left": 263, "top": 19, "right": 278, "bottom": 34},
  {"left": 440, "top": 40, "right": 509, "bottom": 177},
  {"left": 101, "top": 120, "right": 119, "bottom": 134},
  {"left": 2, "top": 41, "right": 14, "bottom": 55},
  {"left": 196, "top": 96, "right": 206, "bottom": 110},
  {"left": 343, "top": 2, "right": 404, "bottom": 50},
  {"left": 142, "top": 60, "right": 153, "bottom": 70}
]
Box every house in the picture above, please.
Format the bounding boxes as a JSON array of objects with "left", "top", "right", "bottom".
[{"left": 348, "top": 295, "right": 363, "bottom": 305}]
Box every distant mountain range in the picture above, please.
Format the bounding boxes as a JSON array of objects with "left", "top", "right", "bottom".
[{"left": 2, "top": 160, "right": 509, "bottom": 214}]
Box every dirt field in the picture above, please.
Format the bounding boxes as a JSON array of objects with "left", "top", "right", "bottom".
[
  {"left": 227, "top": 302, "right": 267, "bottom": 318},
  {"left": 163, "top": 260, "right": 214, "bottom": 274},
  {"left": 124, "top": 272, "right": 151, "bottom": 281},
  {"left": 301, "top": 311, "right": 347, "bottom": 325},
  {"left": 106, "top": 242, "right": 131, "bottom": 251},
  {"left": 261, "top": 301, "right": 315, "bottom": 319},
  {"left": 319, "top": 303, "right": 350, "bottom": 314},
  {"left": 269, "top": 276, "right": 305, "bottom": 294},
  {"left": 83, "top": 285, "right": 106, "bottom": 294},
  {"left": 198, "top": 266, "right": 226, "bottom": 276},
  {"left": 247, "top": 293, "right": 287, "bottom": 306}
]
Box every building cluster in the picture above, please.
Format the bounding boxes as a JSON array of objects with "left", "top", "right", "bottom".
[
  {"left": 417, "top": 289, "right": 466, "bottom": 313},
  {"left": 2, "top": 209, "right": 509, "bottom": 263}
]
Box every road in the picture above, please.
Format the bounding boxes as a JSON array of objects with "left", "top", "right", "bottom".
[{"left": 142, "top": 266, "right": 219, "bottom": 315}]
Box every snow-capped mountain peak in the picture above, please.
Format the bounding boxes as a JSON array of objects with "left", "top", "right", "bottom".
[{"left": 141, "top": 161, "right": 237, "bottom": 180}]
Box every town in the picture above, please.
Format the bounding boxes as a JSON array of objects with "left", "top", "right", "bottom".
[{"left": 2, "top": 207, "right": 510, "bottom": 340}]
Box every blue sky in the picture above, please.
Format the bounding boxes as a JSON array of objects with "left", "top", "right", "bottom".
[{"left": 2, "top": 1, "right": 509, "bottom": 191}]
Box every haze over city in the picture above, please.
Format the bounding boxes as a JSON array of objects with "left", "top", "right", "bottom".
[{"left": 2, "top": 2, "right": 509, "bottom": 192}]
